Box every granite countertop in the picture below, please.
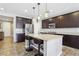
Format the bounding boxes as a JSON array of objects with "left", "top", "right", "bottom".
[{"left": 27, "top": 34, "right": 63, "bottom": 41}]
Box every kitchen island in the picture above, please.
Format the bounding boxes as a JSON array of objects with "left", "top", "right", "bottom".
[
  {"left": 40, "top": 28, "right": 79, "bottom": 49},
  {"left": 25, "top": 34, "right": 63, "bottom": 56}
]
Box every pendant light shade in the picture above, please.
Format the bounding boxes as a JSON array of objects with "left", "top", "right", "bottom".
[
  {"left": 37, "top": 16, "right": 40, "bottom": 20},
  {"left": 44, "top": 3, "right": 48, "bottom": 18},
  {"left": 45, "top": 12, "right": 48, "bottom": 18},
  {"left": 32, "top": 3, "right": 51, "bottom": 21}
]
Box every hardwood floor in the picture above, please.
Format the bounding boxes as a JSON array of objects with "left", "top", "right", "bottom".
[
  {"left": 62, "top": 46, "right": 79, "bottom": 56},
  {"left": 0, "top": 37, "right": 79, "bottom": 56},
  {"left": 0, "top": 37, "right": 25, "bottom": 56}
]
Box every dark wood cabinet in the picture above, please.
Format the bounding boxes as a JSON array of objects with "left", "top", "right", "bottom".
[
  {"left": 16, "top": 33, "right": 25, "bottom": 42},
  {"left": 16, "top": 17, "right": 23, "bottom": 28},
  {"left": 0, "top": 32, "right": 4, "bottom": 41},
  {"left": 42, "top": 11, "right": 79, "bottom": 28},
  {"left": 63, "top": 35, "right": 79, "bottom": 49},
  {"left": 70, "top": 36, "right": 79, "bottom": 49},
  {"left": 42, "top": 20, "right": 49, "bottom": 28},
  {"left": 23, "top": 18, "right": 31, "bottom": 24}
]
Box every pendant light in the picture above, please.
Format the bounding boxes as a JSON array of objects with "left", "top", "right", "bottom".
[
  {"left": 32, "top": 6, "right": 35, "bottom": 18},
  {"left": 32, "top": 6, "right": 36, "bottom": 24},
  {"left": 45, "top": 3, "right": 49, "bottom": 18},
  {"left": 37, "top": 3, "right": 40, "bottom": 22}
]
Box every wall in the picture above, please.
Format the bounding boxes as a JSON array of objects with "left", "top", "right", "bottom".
[
  {"left": 32, "top": 18, "right": 38, "bottom": 34},
  {"left": 32, "top": 18, "right": 42, "bottom": 34}
]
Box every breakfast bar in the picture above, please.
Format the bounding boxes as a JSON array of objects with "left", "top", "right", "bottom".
[{"left": 25, "top": 34, "right": 63, "bottom": 56}]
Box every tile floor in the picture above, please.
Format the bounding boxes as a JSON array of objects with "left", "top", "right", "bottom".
[{"left": 0, "top": 37, "right": 79, "bottom": 56}]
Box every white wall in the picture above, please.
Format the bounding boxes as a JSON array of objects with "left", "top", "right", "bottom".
[
  {"left": 32, "top": 18, "right": 38, "bottom": 34},
  {"left": 32, "top": 18, "right": 42, "bottom": 34}
]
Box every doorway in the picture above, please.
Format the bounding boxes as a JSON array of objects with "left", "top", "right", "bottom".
[
  {"left": 0, "top": 15, "right": 13, "bottom": 40},
  {"left": 2, "top": 21, "right": 13, "bottom": 37}
]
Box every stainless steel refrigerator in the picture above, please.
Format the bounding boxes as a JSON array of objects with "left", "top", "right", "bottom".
[{"left": 25, "top": 24, "right": 33, "bottom": 35}]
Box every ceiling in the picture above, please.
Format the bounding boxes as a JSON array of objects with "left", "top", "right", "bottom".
[{"left": 0, "top": 3, "right": 79, "bottom": 20}]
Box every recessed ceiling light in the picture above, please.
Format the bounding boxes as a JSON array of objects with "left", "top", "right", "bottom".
[
  {"left": 0, "top": 8, "right": 4, "bottom": 11},
  {"left": 25, "top": 9, "right": 28, "bottom": 13}
]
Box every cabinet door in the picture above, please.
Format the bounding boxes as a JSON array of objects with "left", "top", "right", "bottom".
[
  {"left": 63, "top": 35, "right": 72, "bottom": 46},
  {"left": 70, "top": 13, "right": 79, "bottom": 27},
  {"left": 17, "top": 33, "right": 25, "bottom": 42},
  {"left": 23, "top": 18, "right": 32, "bottom": 24},
  {"left": 71, "top": 36, "right": 79, "bottom": 49},
  {"left": 42, "top": 20, "right": 49, "bottom": 28},
  {"left": 16, "top": 17, "right": 32, "bottom": 28},
  {"left": 63, "top": 35, "right": 79, "bottom": 49},
  {"left": 16, "top": 17, "right": 24, "bottom": 28}
]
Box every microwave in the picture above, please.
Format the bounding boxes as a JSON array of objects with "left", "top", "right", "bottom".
[{"left": 48, "top": 23, "right": 55, "bottom": 29}]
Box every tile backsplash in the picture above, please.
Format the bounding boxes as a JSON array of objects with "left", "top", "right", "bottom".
[{"left": 40, "top": 28, "right": 79, "bottom": 34}]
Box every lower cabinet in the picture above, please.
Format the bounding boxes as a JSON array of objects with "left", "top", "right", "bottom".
[
  {"left": 63, "top": 35, "right": 71, "bottom": 46},
  {"left": 16, "top": 33, "right": 25, "bottom": 42},
  {"left": 63, "top": 35, "right": 79, "bottom": 49},
  {"left": 0, "top": 32, "right": 4, "bottom": 41},
  {"left": 71, "top": 36, "right": 79, "bottom": 49}
]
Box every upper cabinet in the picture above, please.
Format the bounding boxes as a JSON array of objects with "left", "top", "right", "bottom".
[
  {"left": 23, "top": 18, "right": 32, "bottom": 24},
  {"left": 16, "top": 17, "right": 23, "bottom": 28},
  {"left": 16, "top": 16, "right": 32, "bottom": 28},
  {"left": 42, "top": 11, "right": 79, "bottom": 28},
  {"left": 42, "top": 20, "right": 49, "bottom": 28}
]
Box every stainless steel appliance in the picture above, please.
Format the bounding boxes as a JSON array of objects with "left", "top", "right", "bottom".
[
  {"left": 25, "top": 24, "right": 33, "bottom": 35},
  {"left": 48, "top": 23, "right": 55, "bottom": 29}
]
